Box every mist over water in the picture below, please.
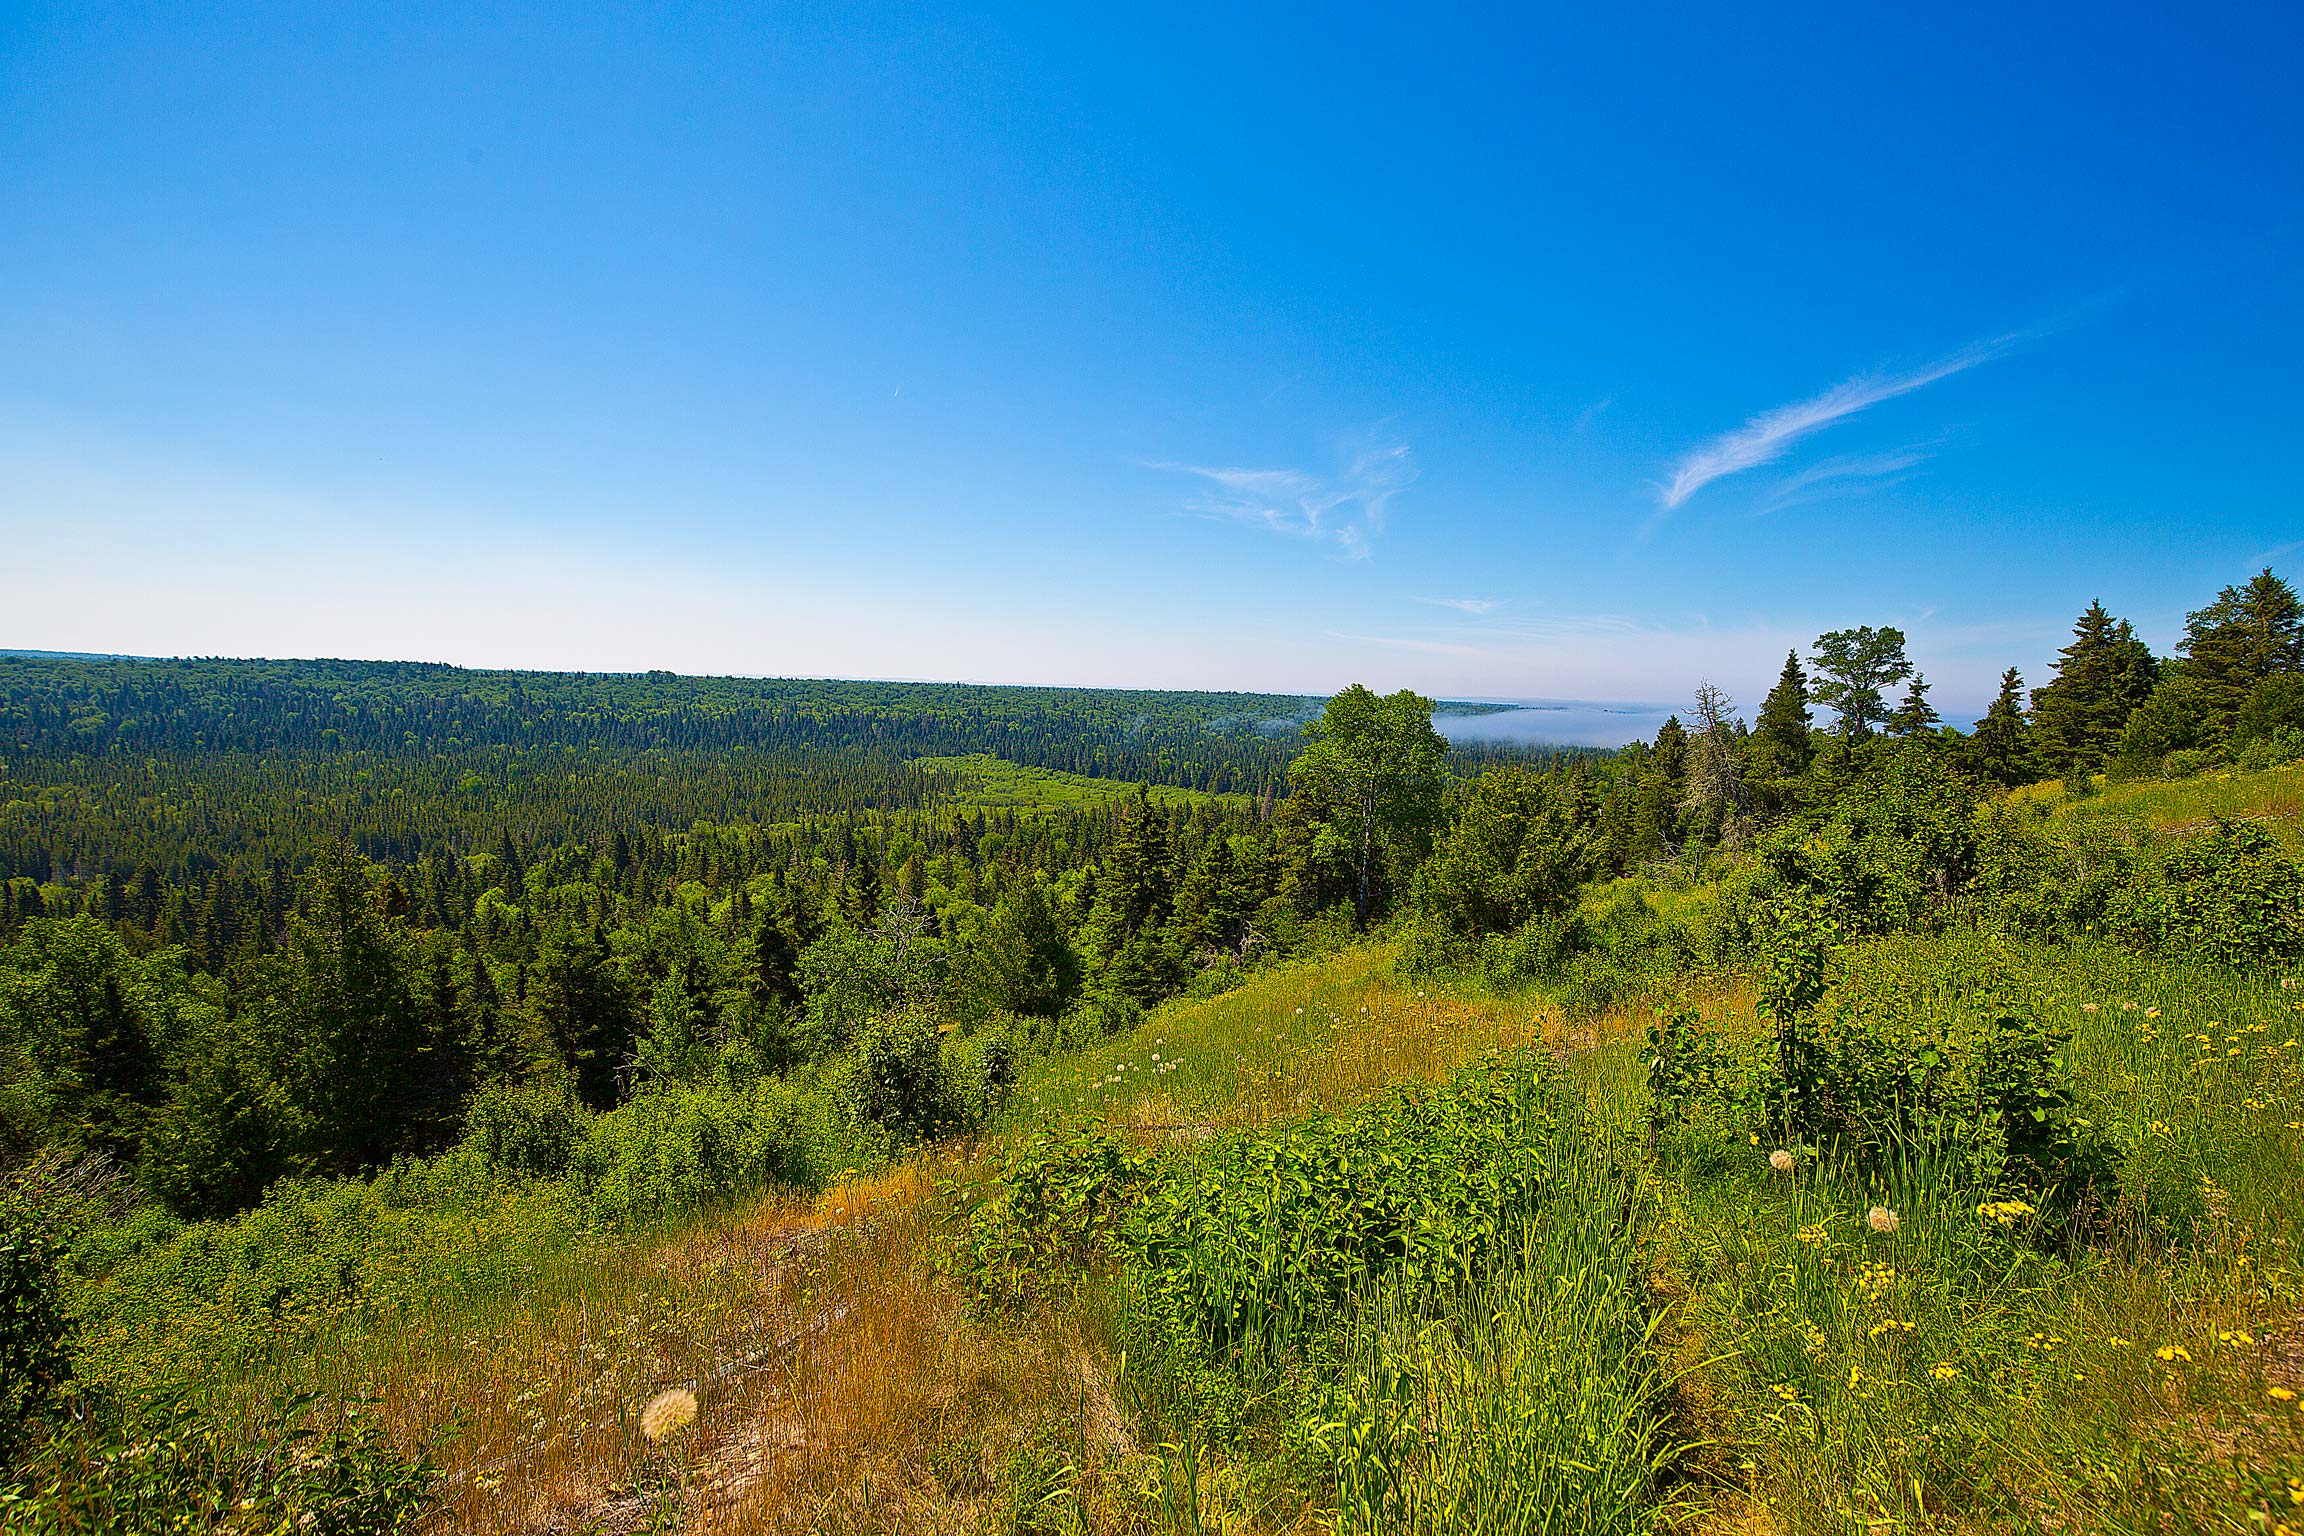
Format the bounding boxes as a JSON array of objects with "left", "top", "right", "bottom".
[{"left": 1437, "top": 698, "right": 1678, "bottom": 750}]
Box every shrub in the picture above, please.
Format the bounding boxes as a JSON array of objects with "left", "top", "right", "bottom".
[
  {"left": 573, "top": 1077, "right": 826, "bottom": 1225},
  {"left": 462, "top": 1080, "right": 589, "bottom": 1180},
  {"left": 2, "top": 1391, "right": 434, "bottom": 1533},
  {"left": 1650, "top": 937, "right": 2109, "bottom": 1199},
  {"left": 2112, "top": 819, "right": 2304, "bottom": 966},
  {"left": 0, "top": 1183, "right": 69, "bottom": 1461},
  {"left": 836, "top": 1014, "right": 964, "bottom": 1144}
]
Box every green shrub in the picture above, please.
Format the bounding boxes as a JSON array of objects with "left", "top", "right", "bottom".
[
  {"left": 0, "top": 1184, "right": 69, "bottom": 1462},
  {"left": 463, "top": 1080, "right": 589, "bottom": 1180},
  {"left": 837, "top": 1014, "right": 965, "bottom": 1144},
  {"left": 1, "top": 1391, "right": 434, "bottom": 1533},
  {"left": 572, "top": 1077, "right": 826, "bottom": 1224},
  {"left": 2112, "top": 819, "right": 2304, "bottom": 966}
]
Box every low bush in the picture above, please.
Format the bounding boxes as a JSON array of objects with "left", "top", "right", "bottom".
[
  {"left": 2, "top": 1391, "right": 434, "bottom": 1534},
  {"left": 2110, "top": 818, "right": 2304, "bottom": 966}
]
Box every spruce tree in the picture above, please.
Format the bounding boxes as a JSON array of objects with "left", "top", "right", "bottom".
[
  {"left": 1970, "top": 668, "right": 2033, "bottom": 786},
  {"left": 2178, "top": 568, "right": 2303, "bottom": 733},
  {"left": 2031, "top": 600, "right": 2158, "bottom": 775},
  {"left": 1753, "top": 650, "right": 1814, "bottom": 775},
  {"left": 1889, "top": 673, "right": 1940, "bottom": 738}
]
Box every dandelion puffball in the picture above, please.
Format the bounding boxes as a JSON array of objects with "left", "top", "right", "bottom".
[
  {"left": 641, "top": 1386, "right": 699, "bottom": 1441},
  {"left": 1769, "top": 1149, "right": 1795, "bottom": 1172},
  {"left": 1868, "top": 1206, "right": 1900, "bottom": 1233}
]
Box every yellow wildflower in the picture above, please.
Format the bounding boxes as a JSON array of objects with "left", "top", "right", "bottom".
[{"left": 2154, "top": 1344, "right": 2192, "bottom": 1363}]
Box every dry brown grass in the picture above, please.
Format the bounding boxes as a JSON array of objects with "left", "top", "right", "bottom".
[{"left": 361, "top": 953, "right": 1757, "bottom": 1531}]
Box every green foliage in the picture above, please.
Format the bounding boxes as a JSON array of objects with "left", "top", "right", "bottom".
[
  {"left": 0, "top": 1184, "right": 69, "bottom": 1463},
  {"left": 1289, "top": 686, "right": 1449, "bottom": 930},
  {"left": 1410, "top": 767, "right": 1586, "bottom": 958},
  {"left": 1, "top": 1392, "right": 434, "bottom": 1534},
  {"left": 1809, "top": 626, "right": 1911, "bottom": 739},
  {"left": 960, "top": 1056, "right": 1679, "bottom": 1533},
  {"left": 837, "top": 1014, "right": 967, "bottom": 1144},
  {"left": 2030, "top": 599, "right": 2159, "bottom": 775},
  {"left": 2110, "top": 818, "right": 2304, "bottom": 966}
]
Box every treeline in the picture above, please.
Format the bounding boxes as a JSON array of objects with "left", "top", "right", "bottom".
[{"left": 1406, "top": 566, "right": 2304, "bottom": 979}]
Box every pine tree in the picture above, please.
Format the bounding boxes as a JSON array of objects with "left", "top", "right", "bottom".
[
  {"left": 1889, "top": 674, "right": 1940, "bottom": 738},
  {"left": 1970, "top": 668, "right": 2033, "bottom": 787},
  {"left": 2031, "top": 600, "right": 2158, "bottom": 775},
  {"left": 1753, "top": 650, "right": 1814, "bottom": 776},
  {"left": 2178, "top": 568, "right": 2303, "bottom": 733}
]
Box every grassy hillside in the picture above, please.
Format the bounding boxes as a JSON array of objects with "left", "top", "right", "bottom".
[{"left": 11, "top": 761, "right": 2304, "bottom": 1533}]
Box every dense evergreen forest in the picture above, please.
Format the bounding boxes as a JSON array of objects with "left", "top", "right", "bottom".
[{"left": 2, "top": 568, "right": 2301, "bottom": 1527}]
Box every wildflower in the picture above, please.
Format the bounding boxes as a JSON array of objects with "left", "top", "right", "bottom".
[
  {"left": 2145, "top": 1007, "right": 2160, "bottom": 1018},
  {"left": 1977, "top": 1198, "right": 2036, "bottom": 1227},
  {"left": 1867, "top": 1206, "right": 1899, "bottom": 1234},
  {"left": 1930, "top": 1362, "right": 1959, "bottom": 1381},
  {"left": 642, "top": 1386, "right": 699, "bottom": 1441},
  {"left": 2218, "top": 1328, "right": 2255, "bottom": 1347},
  {"left": 1769, "top": 1381, "right": 1800, "bottom": 1402},
  {"left": 2153, "top": 1344, "right": 2192, "bottom": 1364},
  {"left": 1770, "top": 1149, "right": 1795, "bottom": 1172},
  {"left": 2107, "top": 1336, "right": 2132, "bottom": 1348},
  {"left": 1796, "top": 1222, "right": 1829, "bottom": 1246},
  {"left": 2268, "top": 1387, "right": 2297, "bottom": 1402}
]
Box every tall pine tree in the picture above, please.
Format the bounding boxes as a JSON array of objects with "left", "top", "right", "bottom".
[{"left": 2031, "top": 600, "right": 2158, "bottom": 775}]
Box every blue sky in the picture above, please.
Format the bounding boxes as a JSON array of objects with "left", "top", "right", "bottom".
[{"left": 3, "top": 3, "right": 2298, "bottom": 718}]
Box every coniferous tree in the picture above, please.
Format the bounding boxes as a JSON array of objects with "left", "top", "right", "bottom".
[
  {"left": 1753, "top": 650, "right": 1815, "bottom": 776},
  {"left": 1889, "top": 674, "right": 1940, "bottom": 738},
  {"left": 2178, "top": 568, "right": 2303, "bottom": 734},
  {"left": 2031, "top": 600, "right": 2158, "bottom": 776},
  {"left": 1970, "top": 668, "right": 2034, "bottom": 787}
]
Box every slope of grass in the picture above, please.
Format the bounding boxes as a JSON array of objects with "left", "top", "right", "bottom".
[{"left": 914, "top": 752, "right": 1248, "bottom": 815}]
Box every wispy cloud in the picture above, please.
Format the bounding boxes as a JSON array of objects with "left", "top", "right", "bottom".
[
  {"left": 1418, "top": 596, "right": 1503, "bottom": 615},
  {"left": 1756, "top": 443, "right": 1937, "bottom": 516},
  {"left": 1657, "top": 336, "right": 2017, "bottom": 514},
  {"left": 1152, "top": 438, "right": 1414, "bottom": 559}
]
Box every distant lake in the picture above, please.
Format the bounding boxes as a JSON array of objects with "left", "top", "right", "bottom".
[{"left": 1437, "top": 698, "right": 1677, "bottom": 749}]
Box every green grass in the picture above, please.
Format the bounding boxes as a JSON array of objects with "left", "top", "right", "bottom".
[{"left": 914, "top": 753, "right": 1248, "bottom": 815}]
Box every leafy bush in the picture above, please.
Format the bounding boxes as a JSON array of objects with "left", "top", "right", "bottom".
[
  {"left": 837, "top": 1014, "right": 966, "bottom": 1144},
  {"left": 571, "top": 1076, "right": 828, "bottom": 1225},
  {"left": 0, "top": 1184, "right": 68, "bottom": 1462},
  {"left": 463, "top": 1080, "right": 589, "bottom": 1180},
  {"left": 1652, "top": 937, "right": 2110, "bottom": 1198},
  {"left": 2111, "top": 819, "right": 2304, "bottom": 966},
  {"left": 2, "top": 1391, "right": 434, "bottom": 1534}
]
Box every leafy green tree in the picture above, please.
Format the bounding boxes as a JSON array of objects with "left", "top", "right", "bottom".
[
  {"left": 1288, "top": 686, "right": 1449, "bottom": 930},
  {"left": 1752, "top": 650, "right": 1815, "bottom": 776},
  {"left": 2178, "top": 568, "right": 2303, "bottom": 734},
  {"left": 1809, "top": 627, "right": 1911, "bottom": 738},
  {"left": 1969, "top": 668, "right": 2034, "bottom": 787},
  {"left": 2109, "top": 676, "right": 2211, "bottom": 780},
  {"left": 2031, "top": 600, "right": 2158, "bottom": 776}
]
